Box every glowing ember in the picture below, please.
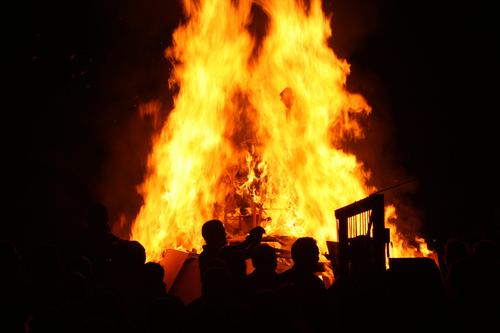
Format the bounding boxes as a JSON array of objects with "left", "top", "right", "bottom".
[{"left": 130, "top": 0, "right": 431, "bottom": 262}]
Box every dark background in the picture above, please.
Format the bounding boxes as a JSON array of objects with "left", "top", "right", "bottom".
[{"left": 5, "top": 0, "right": 498, "bottom": 253}]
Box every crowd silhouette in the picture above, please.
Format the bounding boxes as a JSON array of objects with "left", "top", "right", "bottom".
[{"left": 1, "top": 202, "right": 498, "bottom": 333}]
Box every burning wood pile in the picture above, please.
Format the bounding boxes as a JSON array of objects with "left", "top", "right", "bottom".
[{"left": 125, "top": 0, "right": 433, "bottom": 278}]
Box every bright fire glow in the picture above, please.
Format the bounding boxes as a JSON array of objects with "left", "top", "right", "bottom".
[
  {"left": 385, "top": 205, "right": 436, "bottom": 263},
  {"left": 130, "top": 0, "right": 430, "bottom": 262}
]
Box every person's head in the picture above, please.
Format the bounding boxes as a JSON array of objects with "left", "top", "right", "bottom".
[
  {"left": 247, "top": 226, "right": 266, "bottom": 245},
  {"left": 251, "top": 243, "right": 277, "bottom": 272},
  {"left": 444, "top": 238, "right": 469, "bottom": 267},
  {"left": 144, "top": 262, "right": 165, "bottom": 282},
  {"left": 128, "top": 240, "right": 147, "bottom": 266},
  {"left": 86, "top": 202, "right": 110, "bottom": 232},
  {"left": 201, "top": 219, "right": 227, "bottom": 249},
  {"left": 144, "top": 261, "right": 167, "bottom": 293},
  {"left": 111, "top": 240, "right": 146, "bottom": 271},
  {"left": 291, "top": 237, "right": 320, "bottom": 271}
]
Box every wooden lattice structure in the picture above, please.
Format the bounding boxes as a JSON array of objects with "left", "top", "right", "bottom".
[{"left": 329, "top": 194, "right": 390, "bottom": 279}]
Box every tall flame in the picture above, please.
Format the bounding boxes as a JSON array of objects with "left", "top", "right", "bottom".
[{"left": 131, "top": 0, "right": 425, "bottom": 261}]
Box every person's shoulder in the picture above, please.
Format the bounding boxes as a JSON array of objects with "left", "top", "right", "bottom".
[
  {"left": 162, "top": 293, "right": 186, "bottom": 307},
  {"left": 221, "top": 243, "right": 246, "bottom": 257},
  {"left": 312, "top": 274, "right": 327, "bottom": 289},
  {"left": 277, "top": 267, "right": 294, "bottom": 281}
]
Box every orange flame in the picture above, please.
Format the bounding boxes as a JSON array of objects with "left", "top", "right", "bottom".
[
  {"left": 385, "top": 205, "right": 436, "bottom": 263},
  {"left": 130, "top": 0, "right": 431, "bottom": 262}
]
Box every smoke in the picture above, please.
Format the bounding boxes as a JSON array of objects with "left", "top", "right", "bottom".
[
  {"left": 326, "top": 0, "right": 428, "bottom": 245},
  {"left": 94, "top": 1, "right": 181, "bottom": 236}
]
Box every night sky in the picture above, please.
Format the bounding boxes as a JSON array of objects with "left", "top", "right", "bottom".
[{"left": 7, "top": 0, "right": 498, "bottom": 253}]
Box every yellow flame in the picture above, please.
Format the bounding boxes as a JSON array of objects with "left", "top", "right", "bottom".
[
  {"left": 130, "top": 0, "right": 432, "bottom": 262},
  {"left": 385, "top": 205, "right": 434, "bottom": 260}
]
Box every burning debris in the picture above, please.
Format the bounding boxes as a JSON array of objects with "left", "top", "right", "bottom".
[{"left": 129, "top": 0, "right": 432, "bottom": 270}]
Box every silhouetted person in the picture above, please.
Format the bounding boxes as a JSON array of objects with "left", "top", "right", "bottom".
[
  {"left": 143, "top": 262, "right": 187, "bottom": 333},
  {"left": 246, "top": 243, "right": 279, "bottom": 293},
  {"left": 384, "top": 257, "right": 445, "bottom": 331},
  {"left": 67, "top": 255, "right": 93, "bottom": 281},
  {"left": 29, "top": 243, "right": 65, "bottom": 307},
  {"left": 188, "top": 260, "right": 247, "bottom": 332},
  {"left": 327, "top": 235, "right": 387, "bottom": 332},
  {"left": 441, "top": 238, "right": 499, "bottom": 330},
  {"left": 143, "top": 262, "right": 168, "bottom": 300},
  {"left": 0, "top": 240, "right": 22, "bottom": 285},
  {"left": 471, "top": 239, "right": 499, "bottom": 305},
  {"left": 277, "top": 237, "right": 327, "bottom": 332},
  {"left": 1, "top": 240, "right": 27, "bottom": 333},
  {"left": 78, "top": 202, "right": 120, "bottom": 286},
  {"left": 278, "top": 237, "right": 325, "bottom": 291},
  {"left": 57, "top": 270, "right": 93, "bottom": 332},
  {"left": 463, "top": 239, "right": 498, "bottom": 327},
  {"left": 443, "top": 238, "right": 469, "bottom": 279},
  {"left": 198, "top": 219, "right": 227, "bottom": 276},
  {"left": 108, "top": 240, "right": 147, "bottom": 333},
  {"left": 442, "top": 237, "right": 471, "bottom": 314},
  {"left": 244, "top": 243, "right": 284, "bottom": 331},
  {"left": 27, "top": 243, "right": 66, "bottom": 333},
  {"left": 198, "top": 219, "right": 264, "bottom": 287}
]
